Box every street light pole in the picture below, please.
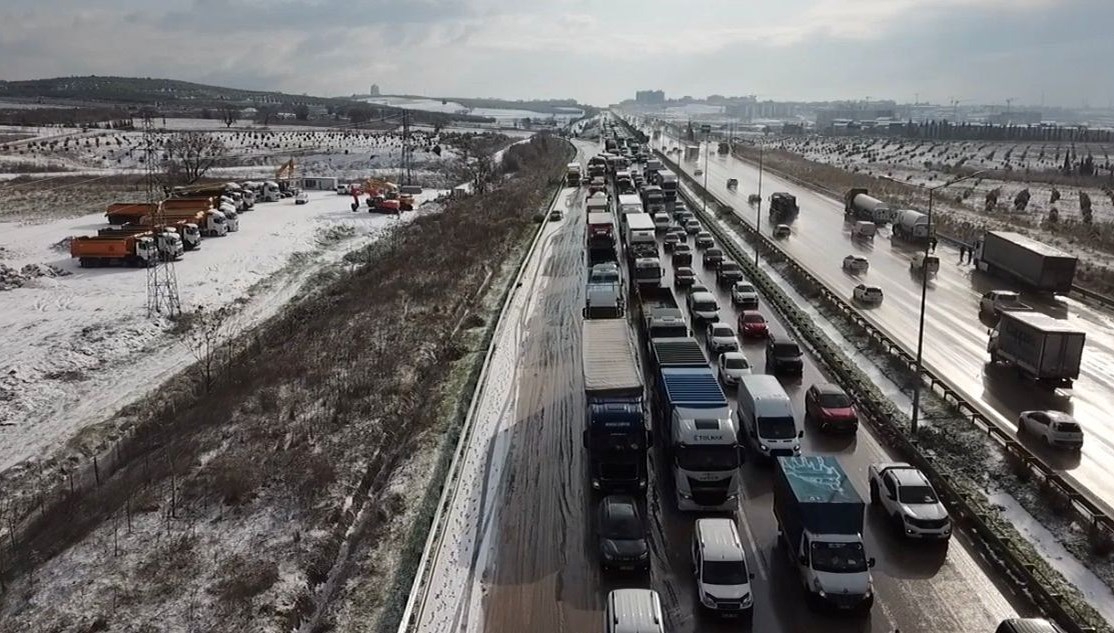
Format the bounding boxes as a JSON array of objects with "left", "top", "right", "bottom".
[
  {"left": 910, "top": 169, "right": 987, "bottom": 434},
  {"left": 755, "top": 142, "right": 763, "bottom": 266},
  {"left": 702, "top": 138, "right": 709, "bottom": 215}
]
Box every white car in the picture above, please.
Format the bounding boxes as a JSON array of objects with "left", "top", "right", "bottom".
[
  {"left": 295, "top": 192, "right": 310, "bottom": 205},
  {"left": 842, "top": 255, "right": 869, "bottom": 274},
  {"left": 853, "top": 284, "right": 884, "bottom": 305},
  {"left": 772, "top": 224, "right": 791, "bottom": 238},
  {"left": 868, "top": 463, "right": 952, "bottom": 540},
  {"left": 705, "top": 323, "right": 739, "bottom": 354},
  {"left": 717, "top": 352, "right": 752, "bottom": 386},
  {"left": 1018, "top": 410, "right": 1084, "bottom": 450},
  {"left": 731, "top": 281, "right": 759, "bottom": 309}
]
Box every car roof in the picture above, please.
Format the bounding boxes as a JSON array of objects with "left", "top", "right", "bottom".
[
  {"left": 696, "top": 518, "right": 745, "bottom": 562},
  {"left": 691, "top": 291, "right": 715, "bottom": 302},
  {"left": 886, "top": 466, "right": 930, "bottom": 487},
  {"left": 813, "top": 383, "right": 846, "bottom": 396},
  {"left": 601, "top": 494, "right": 640, "bottom": 520},
  {"left": 1040, "top": 411, "right": 1076, "bottom": 423},
  {"left": 710, "top": 323, "right": 733, "bottom": 332},
  {"left": 722, "top": 351, "right": 745, "bottom": 360}
]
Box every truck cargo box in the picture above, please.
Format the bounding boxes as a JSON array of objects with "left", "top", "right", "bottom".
[
  {"left": 990, "top": 311, "right": 1085, "bottom": 385},
  {"left": 774, "top": 455, "right": 864, "bottom": 536},
  {"left": 976, "top": 231, "right": 1077, "bottom": 293},
  {"left": 651, "top": 338, "right": 707, "bottom": 368},
  {"left": 583, "top": 320, "right": 643, "bottom": 399}
]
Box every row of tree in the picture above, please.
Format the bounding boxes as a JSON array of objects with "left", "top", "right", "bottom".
[{"left": 893, "top": 120, "right": 1113, "bottom": 143}]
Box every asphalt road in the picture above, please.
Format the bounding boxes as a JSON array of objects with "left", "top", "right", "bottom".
[
  {"left": 479, "top": 135, "right": 1027, "bottom": 633},
  {"left": 650, "top": 128, "right": 1114, "bottom": 516}
]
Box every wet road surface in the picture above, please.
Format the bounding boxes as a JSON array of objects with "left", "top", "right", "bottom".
[
  {"left": 652, "top": 129, "right": 1114, "bottom": 515},
  {"left": 478, "top": 136, "right": 1027, "bottom": 633}
]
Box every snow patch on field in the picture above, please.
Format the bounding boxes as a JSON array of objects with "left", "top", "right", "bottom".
[{"left": 0, "top": 189, "right": 445, "bottom": 474}]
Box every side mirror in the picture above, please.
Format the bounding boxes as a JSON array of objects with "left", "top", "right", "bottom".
[
  {"left": 798, "top": 555, "right": 808, "bottom": 566},
  {"left": 750, "top": 572, "right": 757, "bottom": 580},
  {"left": 582, "top": 307, "right": 588, "bottom": 318},
  {"left": 868, "top": 557, "right": 876, "bottom": 568},
  {"left": 582, "top": 430, "right": 589, "bottom": 449},
  {"left": 646, "top": 430, "right": 654, "bottom": 448},
  {"left": 798, "top": 430, "right": 804, "bottom": 438}
]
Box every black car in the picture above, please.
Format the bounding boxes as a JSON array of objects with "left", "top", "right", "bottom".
[
  {"left": 717, "top": 260, "right": 744, "bottom": 286},
  {"left": 672, "top": 243, "right": 693, "bottom": 267},
  {"left": 703, "top": 247, "right": 725, "bottom": 268},
  {"left": 765, "top": 334, "right": 804, "bottom": 375},
  {"left": 597, "top": 495, "right": 650, "bottom": 572}
]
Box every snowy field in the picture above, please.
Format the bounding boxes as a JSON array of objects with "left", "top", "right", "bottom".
[
  {"left": 772, "top": 136, "right": 1114, "bottom": 223},
  {"left": 0, "top": 189, "right": 444, "bottom": 477},
  {"left": 362, "top": 96, "right": 583, "bottom": 125}
]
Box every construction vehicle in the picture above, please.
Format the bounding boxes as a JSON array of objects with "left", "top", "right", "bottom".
[
  {"left": 70, "top": 234, "right": 158, "bottom": 268},
  {"left": 143, "top": 209, "right": 229, "bottom": 237},
  {"left": 99, "top": 224, "right": 194, "bottom": 256},
  {"left": 162, "top": 197, "right": 240, "bottom": 232},
  {"left": 275, "top": 158, "right": 298, "bottom": 195},
  {"left": 105, "top": 202, "right": 159, "bottom": 226}
]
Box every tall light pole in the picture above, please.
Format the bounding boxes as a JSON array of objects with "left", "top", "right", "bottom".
[
  {"left": 702, "top": 137, "right": 710, "bottom": 215},
  {"left": 910, "top": 169, "right": 988, "bottom": 434},
  {"left": 755, "top": 141, "right": 763, "bottom": 266}
]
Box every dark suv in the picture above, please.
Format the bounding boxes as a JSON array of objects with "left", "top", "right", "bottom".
[
  {"left": 765, "top": 334, "right": 804, "bottom": 375},
  {"left": 596, "top": 495, "right": 650, "bottom": 572},
  {"left": 716, "top": 260, "right": 744, "bottom": 286}
]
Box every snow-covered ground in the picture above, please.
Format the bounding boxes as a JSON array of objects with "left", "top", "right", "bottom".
[
  {"left": 988, "top": 493, "right": 1114, "bottom": 624},
  {"left": 0, "top": 189, "right": 445, "bottom": 476},
  {"left": 771, "top": 136, "right": 1114, "bottom": 223}
]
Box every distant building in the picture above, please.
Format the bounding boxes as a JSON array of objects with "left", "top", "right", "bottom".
[
  {"left": 370, "top": 84, "right": 381, "bottom": 96},
  {"left": 635, "top": 90, "right": 665, "bottom": 105},
  {"left": 987, "top": 111, "right": 1041, "bottom": 125}
]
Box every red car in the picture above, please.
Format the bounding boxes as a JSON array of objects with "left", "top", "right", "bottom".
[
  {"left": 737, "top": 311, "right": 768, "bottom": 338},
  {"left": 805, "top": 383, "right": 858, "bottom": 433}
]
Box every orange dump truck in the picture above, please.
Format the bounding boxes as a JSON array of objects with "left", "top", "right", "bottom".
[
  {"left": 140, "top": 209, "right": 229, "bottom": 237},
  {"left": 70, "top": 234, "right": 158, "bottom": 267},
  {"left": 105, "top": 202, "right": 159, "bottom": 225}
]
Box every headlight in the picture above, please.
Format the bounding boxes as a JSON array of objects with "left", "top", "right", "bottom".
[
  {"left": 700, "top": 592, "right": 717, "bottom": 608},
  {"left": 741, "top": 593, "right": 753, "bottom": 607},
  {"left": 638, "top": 551, "right": 649, "bottom": 560},
  {"left": 759, "top": 444, "right": 769, "bottom": 451},
  {"left": 811, "top": 578, "right": 823, "bottom": 592}
]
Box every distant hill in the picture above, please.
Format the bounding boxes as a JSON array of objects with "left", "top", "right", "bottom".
[{"left": 0, "top": 76, "right": 490, "bottom": 125}]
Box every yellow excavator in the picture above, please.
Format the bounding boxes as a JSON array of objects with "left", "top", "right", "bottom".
[{"left": 275, "top": 158, "right": 297, "bottom": 194}]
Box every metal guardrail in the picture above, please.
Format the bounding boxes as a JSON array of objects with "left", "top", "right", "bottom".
[
  {"left": 395, "top": 176, "right": 569, "bottom": 633},
  {"left": 649, "top": 144, "right": 1111, "bottom": 633}
]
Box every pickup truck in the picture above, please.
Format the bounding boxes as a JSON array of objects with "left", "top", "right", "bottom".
[
  {"left": 978, "top": 290, "right": 1031, "bottom": 318},
  {"left": 867, "top": 463, "right": 951, "bottom": 540}
]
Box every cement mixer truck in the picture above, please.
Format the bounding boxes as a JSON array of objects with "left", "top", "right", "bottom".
[{"left": 844, "top": 189, "right": 893, "bottom": 225}]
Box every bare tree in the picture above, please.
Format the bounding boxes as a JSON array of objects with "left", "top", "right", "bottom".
[
  {"left": 181, "top": 306, "right": 234, "bottom": 392},
  {"left": 452, "top": 145, "right": 499, "bottom": 195},
  {"left": 1013, "top": 188, "right": 1030, "bottom": 212},
  {"left": 162, "top": 132, "right": 227, "bottom": 187},
  {"left": 1080, "top": 191, "right": 1093, "bottom": 224},
  {"left": 255, "top": 105, "right": 278, "bottom": 126},
  {"left": 221, "top": 106, "right": 238, "bottom": 128}
]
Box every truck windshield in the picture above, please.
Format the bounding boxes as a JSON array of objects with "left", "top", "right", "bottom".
[
  {"left": 590, "top": 430, "right": 645, "bottom": 452},
  {"left": 898, "top": 485, "right": 938, "bottom": 504},
  {"left": 590, "top": 271, "right": 619, "bottom": 283},
  {"left": 757, "top": 416, "right": 797, "bottom": 439},
  {"left": 810, "top": 541, "right": 868, "bottom": 573},
  {"left": 702, "top": 560, "right": 748, "bottom": 585},
  {"left": 677, "top": 445, "right": 739, "bottom": 471}
]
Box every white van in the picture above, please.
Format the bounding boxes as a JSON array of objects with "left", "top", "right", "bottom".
[
  {"left": 606, "top": 589, "right": 665, "bottom": 633},
  {"left": 736, "top": 375, "right": 801, "bottom": 459},
  {"left": 693, "top": 518, "right": 754, "bottom": 616}
]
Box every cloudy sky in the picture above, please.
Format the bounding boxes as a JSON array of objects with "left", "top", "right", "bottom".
[{"left": 0, "top": 0, "right": 1109, "bottom": 107}]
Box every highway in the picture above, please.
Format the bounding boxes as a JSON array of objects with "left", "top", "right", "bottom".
[
  {"left": 464, "top": 135, "right": 1028, "bottom": 633},
  {"left": 648, "top": 125, "right": 1114, "bottom": 515}
]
